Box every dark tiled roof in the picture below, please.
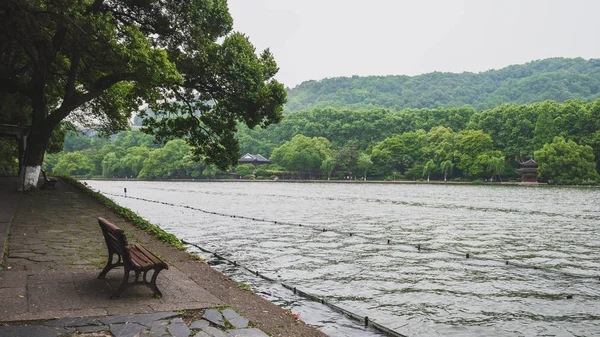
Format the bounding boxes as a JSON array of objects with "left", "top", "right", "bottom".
[
  {"left": 519, "top": 159, "right": 538, "bottom": 167},
  {"left": 238, "top": 153, "right": 270, "bottom": 164},
  {"left": 516, "top": 168, "right": 538, "bottom": 173}
]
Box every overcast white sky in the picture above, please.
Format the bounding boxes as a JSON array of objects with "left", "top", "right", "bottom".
[{"left": 227, "top": 0, "right": 600, "bottom": 88}]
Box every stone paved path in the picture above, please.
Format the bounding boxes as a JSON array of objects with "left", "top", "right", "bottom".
[
  {"left": 0, "top": 309, "right": 270, "bottom": 337},
  {"left": 0, "top": 177, "right": 20, "bottom": 264},
  {"left": 0, "top": 177, "right": 327, "bottom": 337}
]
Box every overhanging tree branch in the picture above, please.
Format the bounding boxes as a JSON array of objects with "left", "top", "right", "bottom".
[
  {"left": 48, "top": 72, "right": 136, "bottom": 126},
  {"left": 172, "top": 89, "right": 216, "bottom": 140},
  {"left": 64, "top": 51, "right": 81, "bottom": 101}
]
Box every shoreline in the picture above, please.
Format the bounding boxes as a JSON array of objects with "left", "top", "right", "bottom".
[
  {"left": 83, "top": 177, "right": 529, "bottom": 185},
  {"left": 80, "top": 177, "right": 600, "bottom": 188}
]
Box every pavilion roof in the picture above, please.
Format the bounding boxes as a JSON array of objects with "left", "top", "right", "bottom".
[
  {"left": 519, "top": 159, "right": 538, "bottom": 168},
  {"left": 516, "top": 168, "right": 538, "bottom": 173},
  {"left": 238, "top": 153, "right": 270, "bottom": 164}
]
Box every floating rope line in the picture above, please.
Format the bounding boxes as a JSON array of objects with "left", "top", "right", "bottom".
[
  {"left": 181, "top": 239, "right": 407, "bottom": 337},
  {"left": 101, "top": 191, "right": 600, "bottom": 282}
]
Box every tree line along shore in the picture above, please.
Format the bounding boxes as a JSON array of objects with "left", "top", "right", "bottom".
[{"left": 4, "top": 98, "right": 595, "bottom": 185}]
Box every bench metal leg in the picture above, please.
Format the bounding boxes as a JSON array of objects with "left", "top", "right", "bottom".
[
  {"left": 102, "top": 258, "right": 166, "bottom": 298},
  {"left": 149, "top": 268, "right": 163, "bottom": 298},
  {"left": 109, "top": 268, "right": 164, "bottom": 298},
  {"left": 111, "top": 268, "right": 131, "bottom": 299},
  {"left": 98, "top": 253, "right": 123, "bottom": 279}
]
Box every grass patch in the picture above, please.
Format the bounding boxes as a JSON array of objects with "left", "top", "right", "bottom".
[
  {"left": 237, "top": 281, "right": 251, "bottom": 291},
  {"left": 61, "top": 176, "right": 183, "bottom": 249},
  {"left": 187, "top": 252, "right": 205, "bottom": 262}
]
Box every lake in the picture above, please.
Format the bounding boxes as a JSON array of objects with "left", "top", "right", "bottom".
[{"left": 84, "top": 180, "right": 600, "bottom": 337}]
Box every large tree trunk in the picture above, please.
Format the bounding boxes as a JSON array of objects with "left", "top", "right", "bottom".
[
  {"left": 21, "top": 133, "right": 48, "bottom": 191},
  {"left": 21, "top": 133, "right": 49, "bottom": 191},
  {"left": 21, "top": 79, "right": 56, "bottom": 191}
]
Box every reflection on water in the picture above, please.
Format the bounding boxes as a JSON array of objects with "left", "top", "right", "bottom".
[{"left": 84, "top": 180, "right": 600, "bottom": 337}]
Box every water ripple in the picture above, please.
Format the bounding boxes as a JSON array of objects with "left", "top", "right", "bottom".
[{"left": 85, "top": 181, "right": 600, "bottom": 337}]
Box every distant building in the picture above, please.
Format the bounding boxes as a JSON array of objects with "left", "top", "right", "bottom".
[
  {"left": 516, "top": 159, "right": 538, "bottom": 183},
  {"left": 238, "top": 153, "right": 270, "bottom": 166}
]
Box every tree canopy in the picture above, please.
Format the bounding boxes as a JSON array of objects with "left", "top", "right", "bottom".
[
  {"left": 535, "top": 137, "right": 599, "bottom": 184},
  {"left": 269, "top": 135, "right": 332, "bottom": 178},
  {"left": 0, "top": 0, "right": 286, "bottom": 189}
]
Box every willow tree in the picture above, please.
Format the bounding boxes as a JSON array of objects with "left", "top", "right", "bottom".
[
  {"left": 486, "top": 156, "right": 505, "bottom": 182},
  {"left": 439, "top": 160, "right": 453, "bottom": 181},
  {"left": 422, "top": 159, "right": 435, "bottom": 182},
  {"left": 0, "top": 0, "right": 286, "bottom": 190}
]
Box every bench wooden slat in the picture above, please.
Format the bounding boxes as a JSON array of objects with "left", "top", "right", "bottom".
[
  {"left": 105, "top": 232, "right": 126, "bottom": 255},
  {"left": 131, "top": 244, "right": 168, "bottom": 268},
  {"left": 128, "top": 246, "right": 155, "bottom": 269},
  {"left": 99, "top": 218, "right": 124, "bottom": 234}
]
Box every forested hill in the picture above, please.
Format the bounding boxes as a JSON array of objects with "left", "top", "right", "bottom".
[{"left": 284, "top": 58, "right": 600, "bottom": 113}]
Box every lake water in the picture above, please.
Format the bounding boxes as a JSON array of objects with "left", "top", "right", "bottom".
[{"left": 84, "top": 180, "right": 600, "bottom": 337}]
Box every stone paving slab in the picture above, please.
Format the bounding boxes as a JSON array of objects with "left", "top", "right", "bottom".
[
  {"left": 0, "top": 325, "right": 71, "bottom": 337},
  {"left": 5, "top": 309, "right": 110, "bottom": 323},
  {"left": 29, "top": 278, "right": 83, "bottom": 313},
  {"left": 195, "top": 331, "right": 212, "bottom": 337},
  {"left": 44, "top": 316, "right": 103, "bottom": 327},
  {"left": 222, "top": 308, "right": 249, "bottom": 329},
  {"left": 147, "top": 321, "right": 168, "bottom": 337},
  {"left": 110, "top": 322, "right": 147, "bottom": 337},
  {"left": 78, "top": 325, "right": 110, "bottom": 333},
  {"left": 100, "top": 312, "right": 180, "bottom": 325},
  {"left": 0, "top": 286, "right": 28, "bottom": 318},
  {"left": 0, "top": 267, "right": 223, "bottom": 322},
  {"left": 228, "top": 328, "right": 273, "bottom": 337},
  {"left": 203, "top": 309, "right": 226, "bottom": 328},
  {"left": 0, "top": 310, "right": 271, "bottom": 337},
  {"left": 202, "top": 326, "right": 230, "bottom": 337},
  {"left": 167, "top": 317, "right": 191, "bottom": 337},
  {"left": 190, "top": 319, "right": 210, "bottom": 330}
]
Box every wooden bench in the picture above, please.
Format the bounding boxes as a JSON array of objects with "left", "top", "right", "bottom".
[
  {"left": 97, "top": 217, "right": 168, "bottom": 298},
  {"left": 41, "top": 170, "right": 58, "bottom": 189}
]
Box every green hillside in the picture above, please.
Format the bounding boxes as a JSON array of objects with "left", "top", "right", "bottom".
[{"left": 284, "top": 58, "right": 600, "bottom": 113}]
